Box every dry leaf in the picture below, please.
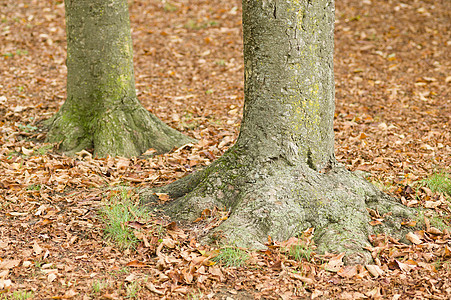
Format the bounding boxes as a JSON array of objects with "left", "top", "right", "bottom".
[
  {"left": 424, "top": 201, "right": 441, "bottom": 208},
  {"left": 311, "top": 290, "right": 324, "bottom": 299},
  {"left": 365, "top": 264, "right": 384, "bottom": 278},
  {"left": 337, "top": 265, "right": 357, "bottom": 278},
  {"left": 289, "top": 272, "right": 313, "bottom": 284},
  {"left": 33, "top": 241, "right": 43, "bottom": 255},
  {"left": 125, "top": 273, "right": 136, "bottom": 282},
  {"left": 0, "top": 260, "right": 20, "bottom": 270},
  {"left": 47, "top": 272, "right": 57, "bottom": 282},
  {"left": 395, "top": 260, "right": 416, "bottom": 272},
  {"left": 156, "top": 193, "right": 170, "bottom": 202},
  {"left": 126, "top": 260, "right": 147, "bottom": 268},
  {"left": 162, "top": 238, "right": 177, "bottom": 248},
  {"left": 366, "top": 287, "right": 382, "bottom": 299},
  {"left": 427, "top": 227, "right": 442, "bottom": 235},
  {"left": 406, "top": 232, "right": 422, "bottom": 244},
  {"left": 146, "top": 282, "right": 165, "bottom": 295},
  {"left": 324, "top": 253, "right": 345, "bottom": 272},
  {"left": 0, "top": 279, "right": 12, "bottom": 290},
  {"left": 62, "top": 289, "right": 77, "bottom": 299},
  {"left": 22, "top": 146, "right": 34, "bottom": 155}
]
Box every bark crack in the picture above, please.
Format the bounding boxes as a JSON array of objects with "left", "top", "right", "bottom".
[{"left": 306, "top": 148, "right": 316, "bottom": 171}]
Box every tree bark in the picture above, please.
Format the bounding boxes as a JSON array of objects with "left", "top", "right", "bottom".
[
  {"left": 45, "top": 0, "right": 194, "bottom": 157},
  {"left": 141, "top": 0, "right": 414, "bottom": 264}
]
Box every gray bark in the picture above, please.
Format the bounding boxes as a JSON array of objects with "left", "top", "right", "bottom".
[
  {"left": 141, "top": 0, "right": 415, "bottom": 264},
  {"left": 45, "top": 0, "right": 194, "bottom": 157}
]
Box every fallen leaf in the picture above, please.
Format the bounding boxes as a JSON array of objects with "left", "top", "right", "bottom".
[
  {"left": 162, "top": 238, "right": 177, "bottom": 248},
  {"left": 337, "top": 265, "right": 357, "bottom": 278},
  {"left": 365, "top": 265, "right": 384, "bottom": 278},
  {"left": 289, "top": 272, "right": 313, "bottom": 284},
  {"left": 366, "top": 287, "right": 382, "bottom": 299},
  {"left": 311, "top": 290, "right": 324, "bottom": 299},
  {"left": 47, "top": 272, "right": 57, "bottom": 282},
  {"left": 155, "top": 193, "right": 170, "bottom": 202},
  {"left": 146, "top": 282, "right": 165, "bottom": 295},
  {"left": 125, "top": 273, "right": 136, "bottom": 282},
  {"left": 0, "top": 279, "right": 12, "bottom": 290},
  {"left": 62, "top": 289, "right": 77, "bottom": 299},
  {"left": 406, "top": 232, "right": 422, "bottom": 244},
  {"left": 33, "top": 241, "right": 43, "bottom": 255},
  {"left": 324, "top": 253, "right": 345, "bottom": 272},
  {"left": 22, "top": 146, "right": 34, "bottom": 156},
  {"left": 424, "top": 201, "right": 441, "bottom": 208},
  {"left": 126, "top": 260, "right": 147, "bottom": 268},
  {"left": 0, "top": 260, "right": 20, "bottom": 270},
  {"left": 395, "top": 260, "right": 416, "bottom": 272}
]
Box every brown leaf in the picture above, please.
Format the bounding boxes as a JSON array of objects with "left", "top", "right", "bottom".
[
  {"left": 33, "top": 241, "right": 43, "bottom": 255},
  {"left": 209, "top": 266, "right": 224, "bottom": 281},
  {"left": 0, "top": 260, "right": 20, "bottom": 270},
  {"left": 125, "top": 260, "right": 147, "bottom": 268},
  {"left": 324, "top": 253, "right": 345, "bottom": 272},
  {"left": 365, "top": 265, "right": 384, "bottom": 278},
  {"left": 443, "top": 245, "right": 451, "bottom": 258},
  {"left": 424, "top": 201, "right": 441, "bottom": 208},
  {"left": 395, "top": 259, "right": 416, "bottom": 272},
  {"left": 401, "top": 220, "right": 417, "bottom": 227},
  {"left": 155, "top": 193, "right": 170, "bottom": 202},
  {"left": 0, "top": 279, "right": 12, "bottom": 290},
  {"left": 406, "top": 232, "right": 422, "bottom": 244},
  {"left": 162, "top": 238, "right": 177, "bottom": 248},
  {"left": 182, "top": 268, "right": 193, "bottom": 284},
  {"left": 270, "top": 260, "right": 282, "bottom": 271},
  {"left": 369, "top": 220, "right": 383, "bottom": 226},
  {"left": 311, "top": 290, "right": 324, "bottom": 299},
  {"left": 145, "top": 282, "right": 165, "bottom": 295},
  {"left": 62, "top": 289, "right": 77, "bottom": 299},
  {"left": 365, "top": 287, "right": 382, "bottom": 299},
  {"left": 427, "top": 227, "right": 442, "bottom": 235},
  {"left": 47, "top": 272, "right": 57, "bottom": 282},
  {"left": 289, "top": 272, "right": 313, "bottom": 284},
  {"left": 337, "top": 265, "right": 357, "bottom": 278}
]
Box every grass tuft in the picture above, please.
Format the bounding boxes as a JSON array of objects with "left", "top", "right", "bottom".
[
  {"left": 287, "top": 243, "right": 314, "bottom": 262},
  {"left": 92, "top": 279, "right": 109, "bottom": 296},
  {"left": 125, "top": 281, "right": 140, "bottom": 299},
  {"left": 100, "top": 189, "right": 150, "bottom": 250},
  {"left": 421, "top": 172, "right": 451, "bottom": 196},
  {"left": 3, "top": 291, "right": 33, "bottom": 300},
  {"left": 212, "top": 247, "right": 249, "bottom": 267}
]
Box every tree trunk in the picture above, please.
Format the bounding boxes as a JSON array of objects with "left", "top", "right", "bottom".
[
  {"left": 45, "top": 0, "right": 194, "bottom": 157},
  {"left": 141, "top": 0, "right": 414, "bottom": 264}
]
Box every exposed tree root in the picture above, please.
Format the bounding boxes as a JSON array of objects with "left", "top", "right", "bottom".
[
  {"left": 45, "top": 101, "right": 195, "bottom": 157},
  {"left": 141, "top": 147, "right": 416, "bottom": 265}
]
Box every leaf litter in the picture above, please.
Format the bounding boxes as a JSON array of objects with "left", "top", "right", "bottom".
[{"left": 0, "top": 0, "right": 450, "bottom": 298}]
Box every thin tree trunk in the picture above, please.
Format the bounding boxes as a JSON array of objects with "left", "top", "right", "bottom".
[{"left": 45, "top": 0, "right": 194, "bottom": 157}]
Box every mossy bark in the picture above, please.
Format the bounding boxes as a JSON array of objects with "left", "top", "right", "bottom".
[
  {"left": 141, "top": 0, "right": 414, "bottom": 264},
  {"left": 45, "top": 0, "right": 194, "bottom": 157}
]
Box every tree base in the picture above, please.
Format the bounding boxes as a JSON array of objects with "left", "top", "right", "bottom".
[
  {"left": 141, "top": 147, "right": 415, "bottom": 264},
  {"left": 45, "top": 99, "right": 195, "bottom": 157}
]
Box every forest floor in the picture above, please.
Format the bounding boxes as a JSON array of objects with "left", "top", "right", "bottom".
[{"left": 0, "top": 0, "right": 450, "bottom": 299}]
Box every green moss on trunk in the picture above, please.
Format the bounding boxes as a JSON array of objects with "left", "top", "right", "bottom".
[
  {"left": 45, "top": 0, "right": 194, "bottom": 157},
  {"left": 140, "top": 0, "right": 416, "bottom": 264}
]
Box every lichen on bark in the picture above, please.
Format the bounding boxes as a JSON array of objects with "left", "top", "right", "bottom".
[
  {"left": 140, "top": 0, "right": 416, "bottom": 264},
  {"left": 45, "top": 0, "right": 194, "bottom": 157}
]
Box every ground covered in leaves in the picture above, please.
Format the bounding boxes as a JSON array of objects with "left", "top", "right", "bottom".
[{"left": 0, "top": 0, "right": 450, "bottom": 299}]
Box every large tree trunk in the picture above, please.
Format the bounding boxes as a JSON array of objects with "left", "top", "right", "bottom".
[
  {"left": 141, "top": 0, "right": 414, "bottom": 264},
  {"left": 45, "top": 0, "right": 194, "bottom": 157}
]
